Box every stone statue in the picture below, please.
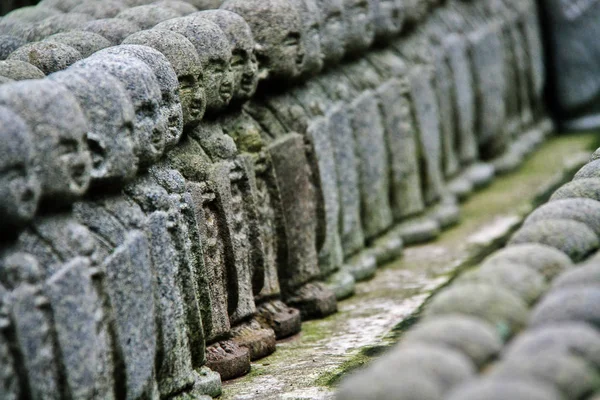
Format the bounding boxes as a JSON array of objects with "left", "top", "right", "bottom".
[
  {"left": 154, "top": 0, "right": 199, "bottom": 15},
  {"left": 71, "top": 0, "right": 127, "bottom": 19},
  {"left": 372, "top": 0, "right": 405, "bottom": 42},
  {"left": 0, "top": 80, "right": 92, "bottom": 208},
  {"left": 71, "top": 54, "right": 168, "bottom": 167},
  {"left": 0, "top": 35, "right": 26, "bottom": 61},
  {"left": 0, "top": 106, "right": 41, "bottom": 239},
  {"left": 26, "top": 13, "right": 94, "bottom": 42},
  {"left": 43, "top": 31, "right": 112, "bottom": 58},
  {"left": 82, "top": 18, "right": 142, "bottom": 45},
  {"left": 0, "top": 283, "right": 20, "bottom": 400},
  {"left": 48, "top": 68, "right": 139, "bottom": 187},
  {"left": 342, "top": 0, "right": 376, "bottom": 57},
  {"left": 117, "top": 5, "right": 183, "bottom": 30},
  {"left": 7, "top": 42, "right": 83, "bottom": 75},
  {"left": 0, "top": 60, "right": 45, "bottom": 81},
  {"left": 93, "top": 45, "right": 184, "bottom": 149},
  {"left": 291, "top": 0, "right": 325, "bottom": 78},
  {"left": 315, "top": 0, "right": 347, "bottom": 65}
]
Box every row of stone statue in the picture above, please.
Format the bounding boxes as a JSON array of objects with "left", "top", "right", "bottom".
[{"left": 0, "top": 0, "right": 551, "bottom": 399}]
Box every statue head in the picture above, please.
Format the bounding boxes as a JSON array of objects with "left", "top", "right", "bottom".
[
  {"left": 116, "top": 5, "right": 182, "bottom": 30},
  {"left": 403, "top": 0, "right": 428, "bottom": 26},
  {"left": 221, "top": 0, "right": 305, "bottom": 82},
  {"left": 125, "top": 174, "right": 172, "bottom": 214},
  {"left": 372, "top": 0, "right": 404, "bottom": 41},
  {"left": 315, "top": 0, "right": 346, "bottom": 65},
  {"left": 0, "top": 35, "right": 26, "bottom": 61},
  {"left": 291, "top": 0, "right": 325, "bottom": 77},
  {"left": 155, "top": 16, "right": 234, "bottom": 115},
  {"left": 27, "top": 13, "right": 94, "bottom": 42},
  {"left": 0, "top": 106, "right": 41, "bottom": 231},
  {"left": 193, "top": 10, "right": 259, "bottom": 102},
  {"left": 3, "top": 5, "right": 61, "bottom": 23},
  {"left": 71, "top": 0, "right": 127, "bottom": 19},
  {"left": 0, "top": 80, "right": 92, "bottom": 206},
  {"left": 0, "top": 60, "right": 45, "bottom": 81},
  {"left": 95, "top": 45, "right": 183, "bottom": 150},
  {"left": 72, "top": 55, "right": 167, "bottom": 167},
  {"left": 44, "top": 31, "right": 112, "bottom": 58},
  {"left": 342, "top": 0, "right": 375, "bottom": 56},
  {"left": 82, "top": 18, "right": 142, "bottom": 45},
  {"left": 49, "top": 68, "right": 139, "bottom": 186},
  {"left": 0, "top": 252, "right": 41, "bottom": 290},
  {"left": 124, "top": 29, "right": 206, "bottom": 129},
  {"left": 8, "top": 42, "right": 83, "bottom": 75},
  {"left": 38, "top": 0, "right": 85, "bottom": 12},
  {"left": 153, "top": 1, "right": 199, "bottom": 15}
]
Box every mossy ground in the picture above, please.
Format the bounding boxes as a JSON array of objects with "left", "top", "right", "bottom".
[{"left": 220, "top": 132, "right": 599, "bottom": 400}]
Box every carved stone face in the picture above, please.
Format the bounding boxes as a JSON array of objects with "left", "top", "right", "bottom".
[
  {"left": 155, "top": 17, "right": 234, "bottom": 115},
  {"left": 49, "top": 68, "right": 139, "bottom": 185},
  {"left": 292, "top": 0, "right": 324, "bottom": 77},
  {"left": 73, "top": 55, "right": 167, "bottom": 166},
  {"left": 95, "top": 45, "right": 183, "bottom": 150},
  {"left": 123, "top": 29, "right": 206, "bottom": 129},
  {"left": 194, "top": 10, "right": 260, "bottom": 102},
  {"left": 373, "top": 0, "right": 404, "bottom": 40},
  {"left": 0, "top": 80, "right": 92, "bottom": 205},
  {"left": 0, "top": 252, "right": 41, "bottom": 290},
  {"left": 315, "top": 0, "right": 346, "bottom": 65},
  {"left": 221, "top": 0, "right": 305, "bottom": 81},
  {"left": 0, "top": 107, "right": 40, "bottom": 230},
  {"left": 343, "top": 0, "right": 375, "bottom": 55}
]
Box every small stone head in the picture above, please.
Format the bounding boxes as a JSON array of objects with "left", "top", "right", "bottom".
[
  {"left": 8, "top": 42, "right": 83, "bottom": 75},
  {"left": 0, "top": 60, "right": 45, "bottom": 81},
  {"left": 342, "top": 0, "right": 376, "bottom": 56},
  {"left": 73, "top": 54, "right": 167, "bottom": 167},
  {"left": 0, "top": 106, "right": 41, "bottom": 231},
  {"left": 0, "top": 35, "right": 26, "bottom": 61},
  {"left": 71, "top": 0, "right": 127, "bottom": 19},
  {"left": 0, "top": 252, "right": 42, "bottom": 290},
  {"left": 125, "top": 174, "right": 172, "bottom": 214},
  {"left": 315, "top": 0, "right": 346, "bottom": 64},
  {"left": 221, "top": 0, "right": 305, "bottom": 81},
  {"left": 123, "top": 29, "right": 206, "bottom": 129},
  {"left": 0, "top": 80, "right": 92, "bottom": 206},
  {"left": 154, "top": 1, "right": 199, "bottom": 15},
  {"left": 291, "top": 0, "right": 324, "bottom": 77},
  {"left": 193, "top": 10, "right": 259, "bottom": 102},
  {"left": 38, "top": 0, "right": 84, "bottom": 12},
  {"left": 49, "top": 68, "right": 139, "bottom": 185},
  {"left": 116, "top": 5, "right": 182, "bottom": 30},
  {"left": 27, "top": 13, "right": 94, "bottom": 42},
  {"left": 3, "top": 6, "right": 61, "bottom": 23},
  {"left": 403, "top": 0, "right": 428, "bottom": 26},
  {"left": 82, "top": 18, "right": 142, "bottom": 45},
  {"left": 95, "top": 45, "right": 183, "bottom": 149},
  {"left": 43, "top": 31, "right": 112, "bottom": 58},
  {"left": 155, "top": 16, "right": 234, "bottom": 115},
  {"left": 372, "top": 0, "right": 404, "bottom": 41}
]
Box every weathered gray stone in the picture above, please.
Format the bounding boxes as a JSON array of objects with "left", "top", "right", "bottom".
[
  {"left": 73, "top": 54, "right": 167, "bottom": 167},
  {"left": 0, "top": 300, "right": 20, "bottom": 400},
  {"left": 0, "top": 80, "right": 92, "bottom": 206},
  {"left": 290, "top": 0, "right": 324, "bottom": 78},
  {"left": 460, "top": 262, "right": 547, "bottom": 304},
  {"left": 27, "top": 13, "right": 93, "bottom": 42},
  {"left": 43, "top": 31, "right": 111, "bottom": 58},
  {"left": 0, "top": 35, "right": 25, "bottom": 60},
  {"left": 524, "top": 198, "right": 600, "bottom": 237},
  {"left": 0, "top": 60, "right": 44, "bottom": 80},
  {"left": 94, "top": 45, "right": 183, "bottom": 149},
  {"left": 446, "top": 379, "right": 563, "bottom": 400},
  {"left": 337, "top": 369, "right": 442, "bottom": 400},
  {"left": 403, "top": 0, "right": 428, "bottom": 27},
  {"left": 0, "top": 19, "right": 34, "bottom": 41},
  {"left": 504, "top": 322, "right": 600, "bottom": 369},
  {"left": 3, "top": 6, "right": 60, "bottom": 23},
  {"left": 117, "top": 5, "right": 181, "bottom": 30},
  {"left": 155, "top": 16, "right": 234, "bottom": 115},
  {"left": 123, "top": 29, "right": 206, "bottom": 130},
  {"left": 509, "top": 219, "right": 600, "bottom": 262},
  {"left": 402, "top": 315, "right": 502, "bottom": 367},
  {"left": 0, "top": 106, "right": 40, "bottom": 235},
  {"left": 8, "top": 42, "right": 82, "bottom": 75},
  {"left": 482, "top": 243, "right": 573, "bottom": 281},
  {"left": 424, "top": 283, "right": 529, "bottom": 339},
  {"left": 342, "top": 0, "right": 375, "bottom": 56},
  {"left": 553, "top": 263, "right": 600, "bottom": 289},
  {"left": 0, "top": 253, "right": 61, "bottom": 400},
  {"left": 49, "top": 68, "right": 138, "bottom": 186},
  {"left": 182, "top": 0, "right": 223, "bottom": 9},
  {"left": 490, "top": 352, "right": 600, "bottom": 399},
  {"left": 221, "top": 0, "right": 305, "bottom": 82},
  {"left": 372, "top": 344, "right": 476, "bottom": 393},
  {"left": 372, "top": 0, "right": 404, "bottom": 42},
  {"left": 38, "top": 0, "right": 82, "bottom": 12},
  {"left": 82, "top": 18, "right": 142, "bottom": 45},
  {"left": 154, "top": 0, "right": 199, "bottom": 15},
  {"left": 315, "top": 0, "right": 346, "bottom": 65},
  {"left": 71, "top": 0, "right": 127, "bottom": 18},
  {"left": 193, "top": 9, "right": 260, "bottom": 103},
  {"left": 574, "top": 159, "right": 600, "bottom": 180},
  {"left": 530, "top": 287, "right": 600, "bottom": 330}
]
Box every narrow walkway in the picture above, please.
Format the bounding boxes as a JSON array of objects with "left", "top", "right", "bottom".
[{"left": 222, "top": 132, "right": 599, "bottom": 400}]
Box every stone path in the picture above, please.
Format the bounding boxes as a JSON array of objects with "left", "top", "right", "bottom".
[{"left": 221, "top": 132, "right": 599, "bottom": 400}]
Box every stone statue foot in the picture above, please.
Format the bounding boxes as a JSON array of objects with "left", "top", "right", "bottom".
[
  {"left": 231, "top": 318, "right": 277, "bottom": 361},
  {"left": 393, "top": 216, "right": 441, "bottom": 245},
  {"left": 205, "top": 340, "right": 250, "bottom": 381},
  {"left": 256, "top": 299, "right": 302, "bottom": 339},
  {"left": 464, "top": 162, "right": 496, "bottom": 189},
  {"left": 188, "top": 367, "right": 222, "bottom": 399},
  {"left": 286, "top": 282, "right": 337, "bottom": 320},
  {"left": 326, "top": 270, "right": 356, "bottom": 301},
  {"left": 427, "top": 196, "right": 461, "bottom": 229},
  {"left": 343, "top": 251, "right": 377, "bottom": 282},
  {"left": 371, "top": 230, "right": 404, "bottom": 266},
  {"left": 448, "top": 175, "right": 474, "bottom": 201}
]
